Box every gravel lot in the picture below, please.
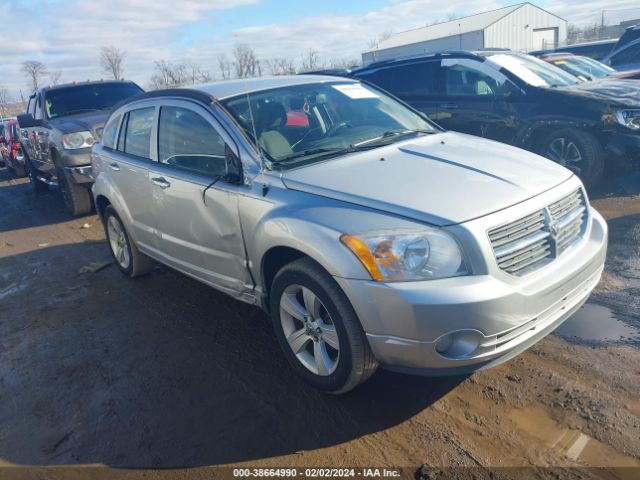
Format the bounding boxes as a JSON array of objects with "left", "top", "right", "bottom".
[{"left": 0, "top": 166, "right": 639, "bottom": 477}]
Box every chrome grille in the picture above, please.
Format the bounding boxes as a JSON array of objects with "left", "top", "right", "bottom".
[{"left": 488, "top": 189, "right": 587, "bottom": 276}]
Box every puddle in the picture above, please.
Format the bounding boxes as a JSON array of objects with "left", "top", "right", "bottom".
[
  {"left": 555, "top": 304, "right": 640, "bottom": 343},
  {"left": 510, "top": 407, "right": 640, "bottom": 471}
]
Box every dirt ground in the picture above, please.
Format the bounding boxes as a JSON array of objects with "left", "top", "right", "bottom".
[{"left": 0, "top": 166, "right": 639, "bottom": 478}]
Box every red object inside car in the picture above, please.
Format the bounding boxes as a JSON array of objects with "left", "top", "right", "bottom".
[{"left": 286, "top": 111, "right": 309, "bottom": 127}]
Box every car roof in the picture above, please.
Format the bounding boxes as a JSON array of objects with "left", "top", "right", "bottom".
[
  {"left": 184, "top": 75, "right": 357, "bottom": 100},
  {"left": 354, "top": 50, "right": 480, "bottom": 71},
  {"left": 39, "top": 79, "right": 140, "bottom": 93}
]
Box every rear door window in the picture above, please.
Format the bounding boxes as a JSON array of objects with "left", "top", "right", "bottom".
[
  {"left": 123, "top": 107, "right": 154, "bottom": 158},
  {"left": 443, "top": 58, "right": 514, "bottom": 96},
  {"left": 391, "top": 61, "right": 440, "bottom": 97}
]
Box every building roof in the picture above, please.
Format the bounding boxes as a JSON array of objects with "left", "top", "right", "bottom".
[{"left": 367, "top": 2, "right": 561, "bottom": 53}]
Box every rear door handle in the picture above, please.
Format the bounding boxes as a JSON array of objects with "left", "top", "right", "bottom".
[
  {"left": 108, "top": 162, "right": 120, "bottom": 171},
  {"left": 151, "top": 177, "right": 171, "bottom": 189},
  {"left": 441, "top": 103, "right": 459, "bottom": 110}
]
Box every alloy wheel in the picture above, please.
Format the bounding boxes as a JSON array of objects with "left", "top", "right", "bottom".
[
  {"left": 107, "top": 216, "right": 131, "bottom": 269},
  {"left": 279, "top": 284, "right": 340, "bottom": 376},
  {"left": 546, "top": 137, "right": 583, "bottom": 176}
]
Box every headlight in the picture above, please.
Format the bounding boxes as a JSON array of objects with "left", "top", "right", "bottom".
[
  {"left": 62, "top": 131, "right": 95, "bottom": 149},
  {"left": 341, "top": 228, "right": 468, "bottom": 282},
  {"left": 615, "top": 109, "right": 640, "bottom": 130}
]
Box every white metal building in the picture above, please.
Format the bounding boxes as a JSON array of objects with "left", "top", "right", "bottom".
[{"left": 362, "top": 2, "right": 567, "bottom": 64}]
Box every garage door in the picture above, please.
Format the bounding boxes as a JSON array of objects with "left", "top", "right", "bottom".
[{"left": 533, "top": 28, "right": 558, "bottom": 50}]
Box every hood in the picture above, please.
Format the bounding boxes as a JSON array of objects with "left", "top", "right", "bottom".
[
  {"left": 49, "top": 111, "right": 109, "bottom": 137},
  {"left": 557, "top": 79, "right": 640, "bottom": 107},
  {"left": 281, "top": 132, "right": 573, "bottom": 226}
]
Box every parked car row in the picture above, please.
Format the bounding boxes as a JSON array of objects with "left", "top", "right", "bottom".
[
  {"left": 531, "top": 24, "right": 640, "bottom": 71},
  {"left": 350, "top": 50, "right": 640, "bottom": 186}
]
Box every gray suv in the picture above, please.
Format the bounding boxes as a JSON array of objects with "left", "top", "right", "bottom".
[{"left": 91, "top": 76, "right": 607, "bottom": 393}]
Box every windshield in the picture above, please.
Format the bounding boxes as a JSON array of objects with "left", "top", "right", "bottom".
[
  {"left": 488, "top": 53, "right": 580, "bottom": 87},
  {"left": 44, "top": 83, "right": 143, "bottom": 119},
  {"left": 220, "top": 81, "right": 437, "bottom": 169},
  {"left": 550, "top": 56, "right": 615, "bottom": 80}
]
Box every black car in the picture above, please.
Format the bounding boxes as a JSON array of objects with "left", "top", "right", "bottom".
[
  {"left": 530, "top": 39, "right": 617, "bottom": 61},
  {"left": 351, "top": 51, "right": 640, "bottom": 186},
  {"left": 602, "top": 24, "right": 640, "bottom": 72},
  {"left": 17, "top": 80, "right": 144, "bottom": 215}
]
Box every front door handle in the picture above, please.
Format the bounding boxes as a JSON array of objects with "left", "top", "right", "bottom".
[
  {"left": 441, "top": 103, "right": 459, "bottom": 110},
  {"left": 151, "top": 177, "right": 171, "bottom": 189},
  {"left": 108, "top": 162, "right": 120, "bottom": 171}
]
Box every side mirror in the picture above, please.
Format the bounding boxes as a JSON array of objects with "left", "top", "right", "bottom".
[
  {"left": 17, "top": 113, "right": 46, "bottom": 128},
  {"left": 17, "top": 113, "right": 35, "bottom": 128}
]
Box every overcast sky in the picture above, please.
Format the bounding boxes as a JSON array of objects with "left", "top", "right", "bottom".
[{"left": 1, "top": 0, "right": 639, "bottom": 99}]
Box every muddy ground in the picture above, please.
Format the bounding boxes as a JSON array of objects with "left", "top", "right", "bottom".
[{"left": 0, "top": 166, "right": 639, "bottom": 478}]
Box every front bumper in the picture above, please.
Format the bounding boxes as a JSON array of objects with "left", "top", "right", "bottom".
[
  {"left": 64, "top": 165, "right": 94, "bottom": 185},
  {"left": 334, "top": 203, "right": 608, "bottom": 376},
  {"left": 605, "top": 130, "right": 640, "bottom": 171}
]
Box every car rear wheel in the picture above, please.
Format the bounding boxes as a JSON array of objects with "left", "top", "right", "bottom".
[
  {"left": 270, "top": 257, "right": 377, "bottom": 394},
  {"left": 541, "top": 129, "right": 604, "bottom": 188},
  {"left": 103, "top": 205, "right": 155, "bottom": 278},
  {"left": 56, "top": 166, "right": 92, "bottom": 216}
]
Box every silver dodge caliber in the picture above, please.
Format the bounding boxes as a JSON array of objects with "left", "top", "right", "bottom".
[{"left": 91, "top": 75, "right": 607, "bottom": 393}]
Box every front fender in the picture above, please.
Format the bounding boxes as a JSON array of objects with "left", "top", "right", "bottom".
[{"left": 239, "top": 183, "right": 430, "bottom": 291}]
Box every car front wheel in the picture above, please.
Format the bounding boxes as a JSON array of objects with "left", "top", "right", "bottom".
[
  {"left": 270, "top": 258, "right": 377, "bottom": 394},
  {"left": 541, "top": 129, "right": 604, "bottom": 188}
]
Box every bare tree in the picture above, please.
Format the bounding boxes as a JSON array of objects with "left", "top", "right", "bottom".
[
  {"left": 266, "top": 57, "right": 296, "bottom": 75},
  {"left": 300, "top": 49, "right": 324, "bottom": 72},
  {"left": 327, "top": 58, "right": 360, "bottom": 70},
  {"left": 100, "top": 46, "right": 126, "bottom": 80},
  {"left": 21, "top": 61, "right": 47, "bottom": 92},
  {"left": 232, "top": 44, "right": 261, "bottom": 78},
  {"left": 149, "top": 60, "right": 211, "bottom": 89},
  {"left": 0, "top": 86, "right": 9, "bottom": 119},
  {"left": 218, "top": 54, "right": 232, "bottom": 80},
  {"left": 185, "top": 60, "right": 212, "bottom": 84},
  {"left": 49, "top": 70, "right": 63, "bottom": 86}
]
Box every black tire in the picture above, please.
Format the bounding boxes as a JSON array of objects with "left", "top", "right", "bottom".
[
  {"left": 25, "top": 157, "right": 48, "bottom": 192},
  {"left": 13, "top": 162, "right": 27, "bottom": 178},
  {"left": 540, "top": 129, "right": 605, "bottom": 188},
  {"left": 103, "top": 205, "right": 155, "bottom": 278},
  {"left": 56, "top": 166, "right": 92, "bottom": 216},
  {"left": 270, "top": 257, "right": 377, "bottom": 394}
]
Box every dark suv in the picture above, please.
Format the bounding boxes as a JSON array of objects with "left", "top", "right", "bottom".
[
  {"left": 352, "top": 51, "right": 640, "bottom": 186},
  {"left": 17, "top": 80, "right": 144, "bottom": 215}
]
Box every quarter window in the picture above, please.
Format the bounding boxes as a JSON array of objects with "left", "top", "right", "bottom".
[
  {"left": 123, "top": 107, "right": 154, "bottom": 158},
  {"left": 102, "top": 114, "right": 121, "bottom": 149},
  {"left": 158, "top": 106, "right": 227, "bottom": 177}
]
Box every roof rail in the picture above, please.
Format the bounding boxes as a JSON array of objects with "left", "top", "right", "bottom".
[{"left": 361, "top": 50, "right": 478, "bottom": 69}]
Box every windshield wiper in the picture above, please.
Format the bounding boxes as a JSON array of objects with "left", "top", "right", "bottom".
[
  {"left": 352, "top": 129, "right": 434, "bottom": 147},
  {"left": 271, "top": 144, "right": 392, "bottom": 166}
]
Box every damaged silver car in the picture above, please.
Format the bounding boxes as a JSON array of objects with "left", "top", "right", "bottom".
[{"left": 91, "top": 76, "right": 608, "bottom": 393}]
